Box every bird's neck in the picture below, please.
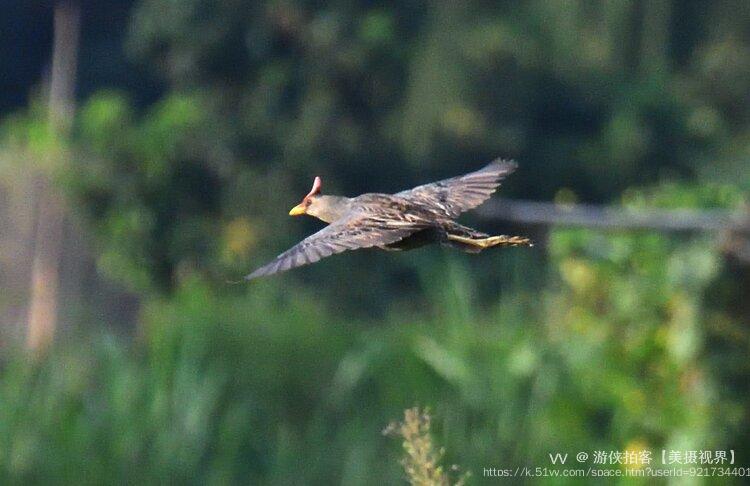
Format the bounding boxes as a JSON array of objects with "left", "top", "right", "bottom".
[{"left": 310, "top": 195, "right": 351, "bottom": 223}]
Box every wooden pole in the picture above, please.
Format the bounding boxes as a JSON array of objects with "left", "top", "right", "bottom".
[{"left": 26, "top": 1, "right": 80, "bottom": 352}]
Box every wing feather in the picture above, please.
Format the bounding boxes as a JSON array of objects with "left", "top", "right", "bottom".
[
  {"left": 396, "top": 159, "right": 517, "bottom": 218},
  {"left": 244, "top": 211, "right": 425, "bottom": 280}
]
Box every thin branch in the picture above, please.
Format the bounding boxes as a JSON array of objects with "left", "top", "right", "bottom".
[{"left": 477, "top": 199, "right": 750, "bottom": 233}]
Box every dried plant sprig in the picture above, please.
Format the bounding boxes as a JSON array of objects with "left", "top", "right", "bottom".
[{"left": 384, "top": 407, "right": 469, "bottom": 486}]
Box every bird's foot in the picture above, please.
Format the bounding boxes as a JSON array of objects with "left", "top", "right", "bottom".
[
  {"left": 447, "top": 234, "right": 533, "bottom": 249},
  {"left": 483, "top": 235, "right": 534, "bottom": 248}
]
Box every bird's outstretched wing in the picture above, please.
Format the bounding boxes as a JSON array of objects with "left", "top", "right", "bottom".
[
  {"left": 244, "top": 211, "right": 426, "bottom": 280},
  {"left": 396, "top": 159, "right": 518, "bottom": 218}
]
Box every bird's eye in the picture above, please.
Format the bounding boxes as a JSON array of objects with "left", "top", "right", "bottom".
[{"left": 305, "top": 198, "right": 312, "bottom": 206}]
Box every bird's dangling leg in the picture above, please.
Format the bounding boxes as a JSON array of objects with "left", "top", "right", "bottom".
[{"left": 447, "top": 234, "right": 533, "bottom": 249}]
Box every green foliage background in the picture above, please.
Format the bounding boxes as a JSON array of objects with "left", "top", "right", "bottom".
[{"left": 1, "top": 1, "right": 749, "bottom": 484}]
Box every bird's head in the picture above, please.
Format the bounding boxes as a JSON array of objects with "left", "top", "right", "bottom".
[
  {"left": 289, "top": 176, "right": 349, "bottom": 223},
  {"left": 289, "top": 176, "right": 323, "bottom": 217}
]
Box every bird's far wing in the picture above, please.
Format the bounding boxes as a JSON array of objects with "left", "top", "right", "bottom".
[
  {"left": 243, "top": 211, "right": 425, "bottom": 280},
  {"left": 396, "top": 159, "right": 518, "bottom": 218}
]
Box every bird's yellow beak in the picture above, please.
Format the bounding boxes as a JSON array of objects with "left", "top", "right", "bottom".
[{"left": 289, "top": 204, "right": 306, "bottom": 216}]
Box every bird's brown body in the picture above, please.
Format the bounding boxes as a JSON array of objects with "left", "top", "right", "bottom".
[{"left": 244, "top": 159, "right": 531, "bottom": 280}]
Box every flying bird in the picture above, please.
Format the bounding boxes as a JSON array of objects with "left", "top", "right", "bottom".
[{"left": 244, "top": 159, "right": 531, "bottom": 280}]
